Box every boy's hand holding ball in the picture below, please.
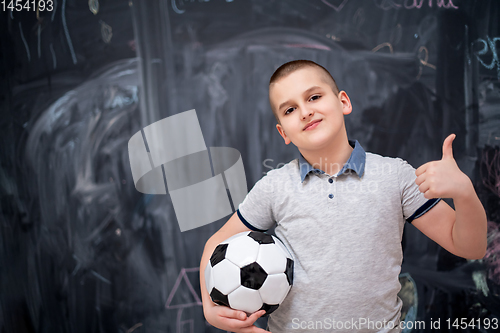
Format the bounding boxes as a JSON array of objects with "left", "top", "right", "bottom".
[{"left": 203, "top": 304, "right": 267, "bottom": 333}]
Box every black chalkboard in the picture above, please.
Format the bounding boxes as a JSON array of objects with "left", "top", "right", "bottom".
[{"left": 1, "top": 0, "right": 500, "bottom": 332}]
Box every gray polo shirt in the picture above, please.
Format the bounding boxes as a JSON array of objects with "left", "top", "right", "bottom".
[{"left": 237, "top": 140, "right": 439, "bottom": 332}]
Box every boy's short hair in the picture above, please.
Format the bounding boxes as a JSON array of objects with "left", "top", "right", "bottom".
[{"left": 269, "top": 60, "right": 340, "bottom": 123}]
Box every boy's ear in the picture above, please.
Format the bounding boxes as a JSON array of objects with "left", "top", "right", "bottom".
[
  {"left": 276, "top": 124, "right": 291, "bottom": 145},
  {"left": 339, "top": 91, "right": 352, "bottom": 115}
]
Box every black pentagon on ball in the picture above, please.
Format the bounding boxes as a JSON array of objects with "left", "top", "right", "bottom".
[
  {"left": 210, "top": 243, "right": 228, "bottom": 267},
  {"left": 260, "top": 303, "right": 280, "bottom": 316},
  {"left": 285, "top": 258, "right": 294, "bottom": 285},
  {"left": 210, "top": 288, "right": 230, "bottom": 308},
  {"left": 248, "top": 231, "right": 275, "bottom": 244},
  {"left": 241, "top": 262, "right": 268, "bottom": 289}
]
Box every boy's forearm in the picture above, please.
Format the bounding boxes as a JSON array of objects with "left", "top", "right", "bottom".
[
  {"left": 451, "top": 181, "right": 487, "bottom": 259},
  {"left": 200, "top": 236, "right": 220, "bottom": 311}
]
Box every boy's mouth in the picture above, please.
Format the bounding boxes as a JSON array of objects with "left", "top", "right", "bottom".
[{"left": 303, "top": 119, "right": 322, "bottom": 131}]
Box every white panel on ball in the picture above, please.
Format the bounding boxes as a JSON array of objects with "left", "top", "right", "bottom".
[
  {"left": 225, "top": 236, "right": 260, "bottom": 268},
  {"left": 204, "top": 262, "right": 214, "bottom": 293},
  {"left": 211, "top": 259, "right": 241, "bottom": 295},
  {"left": 259, "top": 273, "right": 291, "bottom": 305},
  {"left": 228, "top": 286, "right": 263, "bottom": 314},
  {"left": 256, "top": 243, "right": 287, "bottom": 274}
]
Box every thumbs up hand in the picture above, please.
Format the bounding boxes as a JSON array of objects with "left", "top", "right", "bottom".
[{"left": 415, "top": 134, "right": 473, "bottom": 200}]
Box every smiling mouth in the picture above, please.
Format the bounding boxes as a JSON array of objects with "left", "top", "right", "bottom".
[{"left": 303, "top": 119, "right": 322, "bottom": 131}]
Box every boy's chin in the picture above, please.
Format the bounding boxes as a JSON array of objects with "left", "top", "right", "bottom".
[
  {"left": 296, "top": 140, "right": 333, "bottom": 152},
  {"left": 304, "top": 134, "right": 334, "bottom": 146}
]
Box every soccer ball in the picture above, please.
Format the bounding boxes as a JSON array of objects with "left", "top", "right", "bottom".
[{"left": 204, "top": 231, "right": 294, "bottom": 315}]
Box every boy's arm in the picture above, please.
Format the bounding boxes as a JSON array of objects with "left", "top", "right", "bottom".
[
  {"left": 411, "top": 134, "right": 487, "bottom": 260},
  {"left": 200, "top": 212, "right": 267, "bottom": 333}
]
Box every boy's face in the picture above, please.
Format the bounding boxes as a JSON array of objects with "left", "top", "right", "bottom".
[{"left": 269, "top": 67, "right": 352, "bottom": 152}]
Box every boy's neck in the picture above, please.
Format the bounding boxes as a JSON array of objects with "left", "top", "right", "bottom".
[{"left": 299, "top": 137, "right": 353, "bottom": 176}]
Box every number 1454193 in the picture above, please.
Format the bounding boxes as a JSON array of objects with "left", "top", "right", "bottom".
[
  {"left": 446, "top": 317, "right": 498, "bottom": 330},
  {"left": 2, "top": 0, "right": 54, "bottom": 11}
]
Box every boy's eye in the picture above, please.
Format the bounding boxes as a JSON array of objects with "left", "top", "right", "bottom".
[
  {"left": 309, "top": 95, "right": 321, "bottom": 101},
  {"left": 284, "top": 107, "right": 295, "bottom": 115}
]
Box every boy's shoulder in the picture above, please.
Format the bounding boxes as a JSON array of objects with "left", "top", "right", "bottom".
[
  {"left": 364, "top": 151, "right": 416, "bottom": 178},
  {"left": 365, "top": 151, "right": 406, "bottom": 164}
]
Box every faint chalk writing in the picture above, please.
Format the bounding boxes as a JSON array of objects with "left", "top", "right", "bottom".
[
  {"left": 50, "top": 43, "right": 57, "bottom": 69},
  {"left": 353, "top": 8, "right": 365, "bottom": 29},
  {"left": 374, "top": 0, "right": 401, "bottom": 10},
  {"left": 91, "top": 270, "right": 111, "bottom": 284},
  {"left": 374, "top": 0, "right": 458, "bottom": 10},
  {"left": 390, "top": 23, "right": 402, "bottom": 45},
  {"left": 166, "top": 268, "right": 202, "bottom": 333},
  {"left": 171, "top": 0, "right": 185, "bottom": 14},
  {"left": 326, "top": 34, "right": 341, "bottom": 41},
  {"left": 18, "top": 22, "right": 31, "bottom": 61},
  {"left": 166, "top": 268, "right": 202, "bottom": 309},
  {"left": 71, "top": 255, "right": 81, "bottom": 276},
  {"left": 126, "top": 323, "right": 143, "bottom": 333},
  {"left": 284, "top": 44, "right": 331, "bottom": 51},
  {"left": 128, "top": 40, "right": 136, "bottom": 51},
  {"left": 89, "top": 0, "right": 99, "bottom": 14},
  {"left": 416, "top": 46, "right": 436, "bottom": 79},
  {"left": 100, "top": 20, "right": 113, "bottom": 43},
  {"left": 62, "top": 0, "right": 77, "bottom": 64},
  {"left": 481, "top": 147, "right": 500, "bottom": 197},
  {"left": 177, "top": 315, "right": 194, "bottom": 333},
  {"left": 172, "top": 0, "right": 236, "bottom": 14},
  {"left": 322, "top": 0, "right": 349, "bottom": 12},
  {"left": 485, "top": 221, "right": 500, "bottom": 285},
  {"left": 34, "top": 8, "right": 44, "bottom": 59},
  {"left": 481, "top": 147, "right": 500, "bottom": 285},
  {"left": 473, "top": 36, "right": 500, "bottom": 79},
  {"left": 472, "top": 270, "right": 489, "bottom": 297},
  {"left": 372, "top": 42, "right": 394, "bottom": 54},
  {"left": 37, "top": 24, "right": 41, "bottom": 58},
  {"left": 51, "top": 0, "right": 57, "bottom": 21},
  {"left": 405, "top": 0, "right": 458, "bottom": 9}
]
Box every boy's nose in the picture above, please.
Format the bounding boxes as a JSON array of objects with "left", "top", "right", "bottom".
[{"left": 300, "top": 106, "right": 314, "bottom": 119}]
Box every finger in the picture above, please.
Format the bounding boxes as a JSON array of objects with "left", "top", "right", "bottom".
[
  {"left": 218, "top": 315, "right": 253, "bottom": 332},
  {"left": 418, "top": 181, "right": 430, "bottom": 194},
  {"left": 237, "top": 310, "right": 266, "bottom": 328},
  {"left": 246, "top": 310, "right": 267, "bottom": 324},
  {"left": 415, "top": 173, "right": 426, "bottom": 186},
  {"left": 218, "top": 306, "right": 248, "bottom": 321},
  {"left": 415, "top": 162, "right": 429, "bottom": 177},
  {"left": 442, "top": 133, "right": 456, "bottom": 160},
  {"left": 219, "top": 314, "right": 267, "bottom": 333}
]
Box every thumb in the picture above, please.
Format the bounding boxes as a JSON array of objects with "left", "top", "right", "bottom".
[{"left": 442, "top": 134, "right": 456, "bottom": 160}]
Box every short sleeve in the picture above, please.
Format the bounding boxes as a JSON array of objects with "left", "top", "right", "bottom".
[
  {"left": 237, "top": 172, "right": 277, "bottom": 232},
  {"left": 397, "top": 158, "right": 441, "bottom": 223}
]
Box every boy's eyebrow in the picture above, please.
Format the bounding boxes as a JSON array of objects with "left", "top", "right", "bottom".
[{"left": 278, "top": 86, "right": 322, "bottom": 112}]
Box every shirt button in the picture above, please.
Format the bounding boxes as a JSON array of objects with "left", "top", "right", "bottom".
[
  {"left": 328, "top": 178, "right": 333, "bottom": 183},
  {"left": 328, "top": 194, "right": 334, "bottom": 199}
]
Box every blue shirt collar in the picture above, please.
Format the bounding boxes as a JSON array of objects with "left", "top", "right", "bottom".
[{"left": 299, "top": 140, "right": 366, "bottom": 182}]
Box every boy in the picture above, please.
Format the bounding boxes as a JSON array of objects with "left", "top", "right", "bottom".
[{"left": 199, "top": 60, "right": 487, "bottom": 332}]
